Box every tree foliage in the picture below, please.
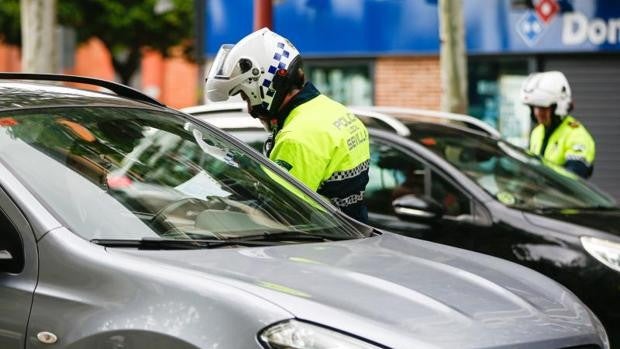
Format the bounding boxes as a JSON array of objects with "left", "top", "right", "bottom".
[
  {"left": 0, "top": 0, "right": 21, "bottom": 45},
  {"left": 0, "top": 0, "right": 195, "bottom": 84}
]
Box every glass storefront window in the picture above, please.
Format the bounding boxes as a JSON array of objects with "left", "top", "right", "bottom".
[
  {"left": 305, "top": 60, "right": 373, "bottom": 106},
  {"left": 468, "top": 58, "right": 531, "bottom": 147}
]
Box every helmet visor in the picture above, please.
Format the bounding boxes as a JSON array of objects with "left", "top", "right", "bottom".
[
  {"left": 205, "top": 44, "right": 237, "bottom": 102},
  {"left": 207, "top": 44, "right": 234, "bottom": 80}
]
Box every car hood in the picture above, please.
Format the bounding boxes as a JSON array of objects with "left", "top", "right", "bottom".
[
  {"left": 125, "top": 233, "right": 598, "bottom": 348},
  {"left": 530, "top": 207, "right": 620, "bottom": 237}
]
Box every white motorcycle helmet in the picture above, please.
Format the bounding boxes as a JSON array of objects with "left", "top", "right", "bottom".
[
  {"left": 520, "top": 71, "right": 572, "bottom": 116},
  {"left": 205, "top": 28, "right": 303, "bottom": 119}
]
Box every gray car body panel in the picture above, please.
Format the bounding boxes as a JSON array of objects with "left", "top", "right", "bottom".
[
  {"left": 116, "top": 232, "right": 601, "bottom": 349},
  {"left": 0, "top": 183, "right": 39, "bottom": 349},
  {"left": 6, "top": 191, "right": 603, "bottom": 348},
  {"left": 18, "top": 225, "right": 603, "bottom": 349},
  {"left": 0, "top": 165, "right": 62, "bottom": 238},
  {"left": 27, "top": 227, "right": 293, "bottom": 349}
]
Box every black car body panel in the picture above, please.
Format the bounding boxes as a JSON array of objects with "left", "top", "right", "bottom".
[{"left": 528, "top": 208, "right": 620, "bottom": 236}]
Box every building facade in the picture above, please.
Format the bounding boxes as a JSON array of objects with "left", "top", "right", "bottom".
[{"left": 0, "top": 38, "right": 198, "bottom": 110}]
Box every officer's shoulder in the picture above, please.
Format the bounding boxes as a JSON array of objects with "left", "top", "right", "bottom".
[
  {"left": 562, "top": 116, "right": 584, "bottom": 130},
  {"left": 532, "top": 123, "right": 545, "bottom": 133},
  {"left": 564, "top": 117, "right": 594, "bottom": 141}
]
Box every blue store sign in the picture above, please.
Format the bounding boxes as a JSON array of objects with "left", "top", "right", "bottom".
[
  {"left": 467, "top": 0, "right": 620, "bottom": 53},
  {"left": 205, "top": 0, "right": 620, "bottom": 56}
]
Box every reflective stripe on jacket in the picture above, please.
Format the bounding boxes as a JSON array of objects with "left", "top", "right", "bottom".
[
  {"left": 529, "top": 115, "right": 595, "bottom": 177},
  {"left": 269, "top": 91, "right": 370, "bottom": 222}
]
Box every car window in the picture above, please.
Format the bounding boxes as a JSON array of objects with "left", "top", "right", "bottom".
[
  {"left": 229, "top": 129, "right": 267, "bottom": 153},
  {"left": 405, "top": 123, "right": 616, "bottom": 210},
  {"left": 430, "top": 171, "right": 471, "bottom": 216},
  {"left": 367, "top": 141, "right": 470, "bottom": 217},
  {"left": 0, "top": 208, "right": 24, "bottom": 273},
  {"left": 0, "top": 108, "right": 366, "bottom": 242}
]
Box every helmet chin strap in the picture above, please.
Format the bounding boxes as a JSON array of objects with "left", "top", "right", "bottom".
[
  {"left": 259, "top": 118, "right": 278, "bottom": 132},
  {"left": 248, "top": 104, "right": 278, "bottom": 132}
]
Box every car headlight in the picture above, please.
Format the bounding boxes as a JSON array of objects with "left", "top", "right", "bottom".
[
  {"left": 581, "top": 236, "right": 620, "bottom": 273},
  {"left": 590, "top": 309, "right": 610, "bottom": 349},
  {"left": 258, "top": 320, "right": 381, "bottom": 349}
]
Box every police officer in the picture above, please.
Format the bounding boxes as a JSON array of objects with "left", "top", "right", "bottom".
[
  {"left": 205, "top": 28, "right": 370, "bottom": 222},
  {"left": 521, "top": 71, "right": 595, "bottom": 179}
]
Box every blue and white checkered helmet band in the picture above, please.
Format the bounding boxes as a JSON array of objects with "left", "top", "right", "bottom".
[{"left": 260, "top": 40, "right": 298, "bottom": 110}]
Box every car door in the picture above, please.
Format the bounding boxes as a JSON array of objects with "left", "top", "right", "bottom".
[
  {"left": 0, "top": 187, "right": 38, "bottom": 349},
  {"left": 366, "top": 139, "right": 491, "bottom": 249}
]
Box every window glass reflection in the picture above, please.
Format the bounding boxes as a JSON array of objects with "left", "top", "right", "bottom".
[{"left": 0, "top": 108, "right": 361, "bottom": 241}]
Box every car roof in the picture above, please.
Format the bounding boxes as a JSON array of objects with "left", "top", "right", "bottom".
[
  {"left": 185, "top": 104, "right": 499, "bottom": 175},
  {"left": 354, "top": 105, "right": 501, "bottom": 138},
  {"left": 196, "top": 111, "right": 264, "bottom": 129},
  {"left": 182, "top": 102, "right": 499, "bottom": 138},
  {"left": 402, "top": 119, "right": 495, "bottom": 141},
  {"left": 181, "top": 101, "right": 246, "bottom": 115},
  {"left": 182, "top": 102, "right": 412, "bottom": 136},
  {"left": 0, "top": 73, "right": 165, "bottom": 111}
]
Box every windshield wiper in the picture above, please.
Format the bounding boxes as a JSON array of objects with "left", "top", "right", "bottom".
[
  {"left": 236, "top": 230, "right": 352, "bottom": 242},
  {"left": 90, "top": 237, "right": 279, "bottom": 250},
  {"left": 534, "top": 205, "right": 617, "bottom": 213},
  {"left": 91, "top": 230, "right": 355, "bottom": 250}
]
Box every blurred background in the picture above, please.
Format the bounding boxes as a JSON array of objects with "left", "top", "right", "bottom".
[{"left": 1, "top": 0, "right": 619, "bottom": 200}]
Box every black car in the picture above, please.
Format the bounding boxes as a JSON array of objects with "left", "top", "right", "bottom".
[
  {"left": 191, "top": 107, "right": 620, "bottom": 345},
  {"left": 366, "top": 123, "right": 620, "bottom": 343}
]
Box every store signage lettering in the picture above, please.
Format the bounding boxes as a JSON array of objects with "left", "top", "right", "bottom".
[
  {"left": 562, "top": 12, "right": 620, "bottom": 45},
  {"left": 516, "top": 0, "right": 560, "bottom": 47}
]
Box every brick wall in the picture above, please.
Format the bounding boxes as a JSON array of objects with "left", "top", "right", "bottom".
[
  {"left": 0, "top": 42, "right": 21, "bottom": 72},
  {"left": 141, "top": 49, "right": 199, "bottom": 109},
  {"left": 0, "top": 39, "right": 198, "bottom": 108},
  {"left": 71, "top": 39, "right": 115, "bottom": 81},
  {"left": 374, "top": 56, "right": 441, "bottom": 110}
]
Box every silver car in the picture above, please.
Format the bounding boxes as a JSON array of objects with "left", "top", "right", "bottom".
[{"left": 0, "top": 74, "right": 609, "bottom": 349}]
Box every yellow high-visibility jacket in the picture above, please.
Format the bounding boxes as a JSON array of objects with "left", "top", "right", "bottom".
[
  {"left": 529, "top": 115, "right": 595, "bottom": 178},
  {"left": 268, "top": 83, "right": 370, "bottom": 222}
]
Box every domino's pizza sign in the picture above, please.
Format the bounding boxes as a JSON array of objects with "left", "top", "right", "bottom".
[
  {"left": 517, "top": 12, "right": 545, "bottom": 46},
  {"left": 512, "top": 0, "right": 620, "bottom": 51},
  {"left": 205, "top": 0, "right": 620, "bottom": 56},
  {"left": 562, "top": 12, "right": 620, "bottom": 46},
  {"left": 517, "top": 0, "right": 560, "bottom": 46}
]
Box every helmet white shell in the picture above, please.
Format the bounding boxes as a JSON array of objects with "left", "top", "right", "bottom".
[
  {"left": 520, "top": 71, "right": 572, "bottom": 116},
  {"left": 205, "top": 28, "right": 300, "bottom": 115}
]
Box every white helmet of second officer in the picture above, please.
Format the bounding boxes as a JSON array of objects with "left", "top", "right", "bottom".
[
  {"left": 520, "top": 71, "right": 572, "bottom": 116},
  {"left": 205, "top": 28, "right": 304, "bottom": 119}
]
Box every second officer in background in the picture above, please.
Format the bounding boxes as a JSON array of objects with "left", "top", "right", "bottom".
[{"left": 521, "top": 71, "right": 596, "bottom": 179}]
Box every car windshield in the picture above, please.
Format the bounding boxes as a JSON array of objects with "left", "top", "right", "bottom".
[
  {"left": 406, "top": 122, "right": 616, "bottom": 210},
  {"left": 0, "top": 107, "right": 366, "bottom": 242}
]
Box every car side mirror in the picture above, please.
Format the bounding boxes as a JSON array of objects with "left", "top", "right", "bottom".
[
  {"left": 0, "top": 249, "right": 14, "bottom": 272},
  {"left": 0, "top": 249, "right": 13, "bottom": 261},
  {"left": 392, "top": 195, "right": 444, "bottom": 222}
]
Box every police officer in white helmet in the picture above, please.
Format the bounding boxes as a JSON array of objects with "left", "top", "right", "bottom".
[
  {"left": 521, "top": 71, "right": 596, "bottom": 179},
  {"left": 205, "top": 28, "right": 371, "bottom": 222}
]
